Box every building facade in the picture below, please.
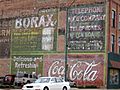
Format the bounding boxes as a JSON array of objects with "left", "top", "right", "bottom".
[
  {"left": 107, "top": 0, "right": 120, "bottom": 89},
  {"left": 0, "top": 0, "right": 120, "bottom": 89}
]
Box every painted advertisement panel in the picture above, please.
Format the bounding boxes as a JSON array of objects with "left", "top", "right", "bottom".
[
  {"left": 12, "top": 8, "right": 58, "bottom": 51},
  {"left": 11, "top": 55, "right": 43, "bottom": 75},
  {"left": 67, "top": 4, "right": 105, "bottom": 52},
  {"left": 0, "top": 19, "right": 11, "bottom": 58},
  {"left": 44, "top": 54, "right": 104, "bottom": 87}
]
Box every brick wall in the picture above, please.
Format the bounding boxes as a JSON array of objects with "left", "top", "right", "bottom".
[
  {"left": 0, "top": 0, "right": 105, "bottom": 18},
  {"left": 0, "top": 59, "right": 10, "bottom": 76},
  {"left": 0, "top": 0, "right": 106, "bottom": 77}
]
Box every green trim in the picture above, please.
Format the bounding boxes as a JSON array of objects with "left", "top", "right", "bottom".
[
  {"left": 10, "top": 27, "right": 13, "bottom": 74},
  {"left": 108, "top": 52, "right": 120, "bottom": 62},
  {"left": 68, "top": 50, "right": 105, "bottom": 53},
  {"left": 11, "top": 51, "right": 65, "bottom": 55}
]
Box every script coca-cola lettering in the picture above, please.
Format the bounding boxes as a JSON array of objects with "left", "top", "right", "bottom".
[
  {"left": 70, "top": 61, "right": 100, "bottom": 81},
  {"left": 48, "top": 60, "right": 100, "bottom": 82},
  {"left": 48, "top": 61, "right": 65, "bottom": 77}
]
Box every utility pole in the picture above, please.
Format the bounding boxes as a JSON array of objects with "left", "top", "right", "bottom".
[{"left": 64, "top": 0, "right": 76, "bottom": 81}]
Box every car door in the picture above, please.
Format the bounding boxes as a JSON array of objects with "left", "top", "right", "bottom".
[
  {"left": 55, "top": 77, "right": 64, "bottom": 90},
  {"left": 49, "top": 78, "right": 58, "bottom": 90}
]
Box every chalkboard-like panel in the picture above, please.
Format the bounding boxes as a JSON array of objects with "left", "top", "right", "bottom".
[{"left": 67, "top": 4, "right": 105, "bottom": 52}]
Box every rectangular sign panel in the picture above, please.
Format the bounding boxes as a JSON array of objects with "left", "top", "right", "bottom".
[
  {"left": 43, "top": 54, "right": 104, "bottom": 87},
  {"left": 67, "top": 4, "right": 106, "bottom": 52},
  {"left": 12, "top": 8, "right": 58, "bottom": 51},
  {"left": 11, "top": 55, "right": 43, "bottom": 75}
]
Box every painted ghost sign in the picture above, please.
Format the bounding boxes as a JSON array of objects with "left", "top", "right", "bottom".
[
  {"left": 44, "top": 55, "right": 65, "bottom": 77},
  {"left": 0, "top": 19, "right": 11, "bottom": 58},
  {"left": 0, "top": 29, "right": 10, "bottom": 58},
  {"left": 67, "top": 4, "right": 105, "bottom": 51},
  {"left": 11, "top": 55, "right": 43, "bottom": 75},
  {"left": 15, "top": 9, "right": 57, "bottom": 29},
  {"left": 44, "top": 54, "right": 104, "bottom": 87},
  {"left": 12, "top": 8, "right": 58, "bottom": 51}
]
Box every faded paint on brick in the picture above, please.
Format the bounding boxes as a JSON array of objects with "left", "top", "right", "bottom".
[{"left": 43, "top": 54, "right": 104, "bottom": 87}]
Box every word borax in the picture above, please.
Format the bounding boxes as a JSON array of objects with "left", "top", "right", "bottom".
[{"left": 15, "top": 14, "right": 57, "bottom": 29}]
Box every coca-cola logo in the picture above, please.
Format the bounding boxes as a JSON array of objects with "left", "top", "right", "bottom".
[
  {"left": 48, "top": 61, "right": 65, "bottom": 77},
  {"left": 48, "top": 60, "right": 101, "bottom": 81}
]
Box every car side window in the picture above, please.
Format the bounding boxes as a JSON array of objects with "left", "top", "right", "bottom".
[
  {"left": 56, "top": 78, "right": 63, "bottom": 83},
  {"left": 30, "top": 74, "right": 32, "bottom": 78},
  {"left": 24, "top": 74, "right": 28, "bottom": 78},
  {"left": 51, "top": 78, "right": 56, "bottom": 83}
]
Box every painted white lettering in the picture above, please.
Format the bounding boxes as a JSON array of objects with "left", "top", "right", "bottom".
[
  {"left": 15, "top": 14, "right": 57, "bottom": 29},
  {"left": 0, "top": 30, "right": 10, "bottom": 36},
  {"left": 46, "top": 14, "right": 54, "bottom": 27},
  {"left": 15, "top": 18, "right": 22, "bottom": 29},
  {"left": 31, "top": 17, "right": 39, "bottom": 28},
  {"left": 23, "top": 18, "right": 30, "bottom": 28},
  {"left": 38, "top": 15, "right": 45, "bottom": 27},
  {"left": 48, "top": 60, "right": 100, "bottom": 81},
  {"left": 83, "top": 61, "right": 98, "bottom": 81},
  {"left": 68, "top": 16, "right": 76, "bottom": 23},
  {"left": 48, "top": 61, "right": 65, "bottom": 77},
  {"left": 15, "top": 62, "right": 36, "bottom": 69}
]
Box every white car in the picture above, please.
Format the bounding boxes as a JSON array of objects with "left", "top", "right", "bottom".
[{"left": 22, "top": 77, "right": 70, "bottom": 90}]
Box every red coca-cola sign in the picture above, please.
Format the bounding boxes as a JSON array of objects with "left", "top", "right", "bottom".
[{"left": 44, "top": 54, "right": 104, "bottom": 87}]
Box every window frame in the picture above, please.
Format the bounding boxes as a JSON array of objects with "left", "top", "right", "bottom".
[
  {"left": 118, "top": 37, "right": 120, "bottom": 53},
  {"left": 118, "top": 14, "right": 120, "bottom": 30},
  {"left": 111, "top": 34, "right": 115, "bottom": 52},
  {"left": 112, "top": 9, "right": 116, "bottom": 28}
]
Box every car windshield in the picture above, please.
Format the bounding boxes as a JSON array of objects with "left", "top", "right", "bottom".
[{"left": 35, "top": 78, "right": 50, "bottom": 83}]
